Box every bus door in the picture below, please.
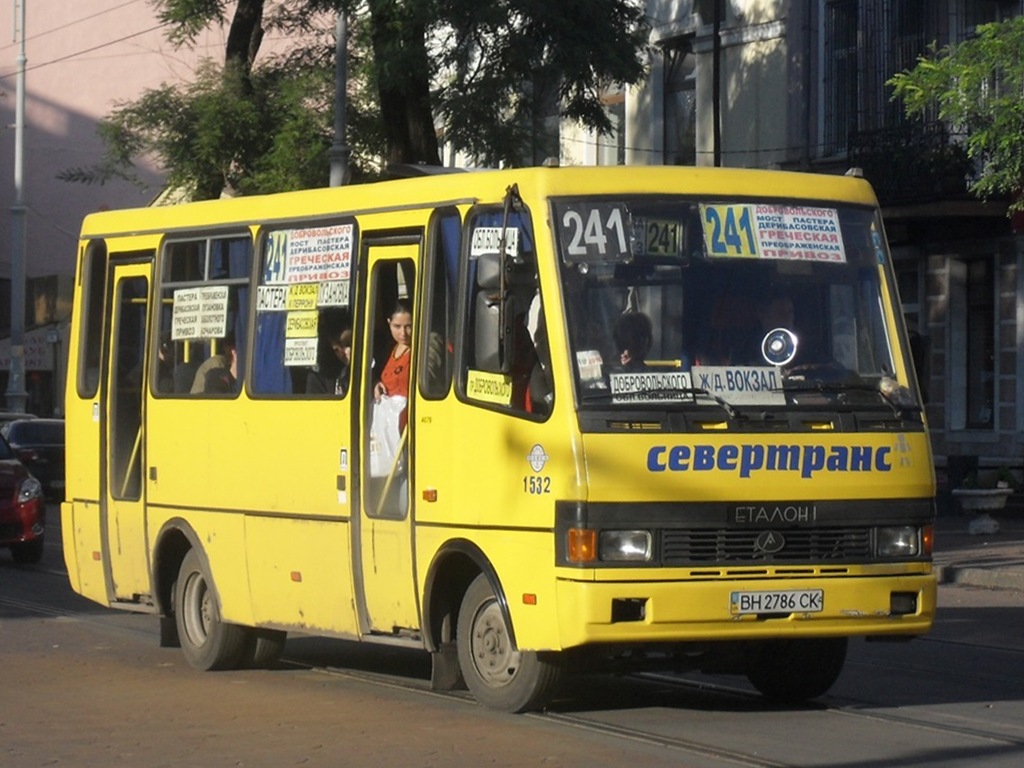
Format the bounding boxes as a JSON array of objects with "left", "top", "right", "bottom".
[
  {"left": 355, "top": 242, "right": 421, "bottom": 635},
  {"left": 101, "top": 262, "right": 151, "bottom": 602}
]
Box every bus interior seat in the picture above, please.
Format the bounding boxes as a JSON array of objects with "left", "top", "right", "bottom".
[
  {"left": 473, "top": 254, "right": 502, "bottom": 370},
  {"left": 173, "top": 360, "right": 200, "bottom": 393}
]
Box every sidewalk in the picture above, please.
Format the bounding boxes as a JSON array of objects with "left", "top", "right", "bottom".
[{"left": 933, "top": 509, "right": 1024, "bottom": 592}]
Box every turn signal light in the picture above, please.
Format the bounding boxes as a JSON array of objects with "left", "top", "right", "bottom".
[
  {"left": 922, "top": 524, "right": 933, "bottom": 556},
  {"left": 567, "top": 528, "right": 597, "bottom": 563}
]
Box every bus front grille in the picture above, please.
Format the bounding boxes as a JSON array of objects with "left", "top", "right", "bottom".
[{"left": 660, "top": 527, "right": 872, "bottom": 565}]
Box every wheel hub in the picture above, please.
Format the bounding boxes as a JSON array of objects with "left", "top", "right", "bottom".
[{"left": 472, "top": 601, "right": 520, "bottom": 685}]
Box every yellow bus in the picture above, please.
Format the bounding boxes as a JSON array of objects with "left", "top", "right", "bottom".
[{"left": 62, "top": 166, "right": 936, "bottom": 712}]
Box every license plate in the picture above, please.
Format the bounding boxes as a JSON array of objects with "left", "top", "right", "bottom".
[{"left": 730, "top": 589, "right": 824, "bottom": 615}]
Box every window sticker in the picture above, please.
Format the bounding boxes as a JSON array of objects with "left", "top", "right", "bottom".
[
  {"left": 285, "top": 310, "right": 318, "bottom": 339},
  {"left": 632, "top": 217, "right": 684, "bottom": 257},
  {"left": 284, "top": 338, "right": 318, "bottom": 366},
  {"left": 470, "top": 227, "right": 519, "bottom": 257},
  {"left": 171, "top": 285, "right": 229, "bottom": 340},
  {"left": 264, "top": 225, "right": 354, "bottom": 285},
  {"left": 283, "top": 309, "right": 318, "bottom": 367},
  {"left": 700, "top": 204, "right": 845, "bottom": 263},
  {"left": 691, "top": 365, "right": 786, "bottom": 406},
  {"left": 576, "top": 350, "right": 606, "bottom": 389},
  {"left": 557, "top": 203, "right": 630, "bottom": 262},
  {"left": 610, "top": 371, "right": 694, "bottom": 403},
  {"left": 286, "top": 283, "right": 318, "bottom": 311},
  {"left": 256, "top": 285, "right": 287, "bottom": 312},
  {"left": 257, "top": 281, "right": 350, "bottom": 313},
  {"left": 466, "top": 369, "right": 513, "bottom": 406},
  {"left": 318, "top": 280, "right": 349, "bottom": 307}
]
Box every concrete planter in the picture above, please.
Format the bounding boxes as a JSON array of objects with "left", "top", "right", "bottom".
[
  {"left": 951, "top": 487, "right": 1012, "bottom": 534},
  {"left": 951, "top": 487, "right": 1013, "bottom": 512}
]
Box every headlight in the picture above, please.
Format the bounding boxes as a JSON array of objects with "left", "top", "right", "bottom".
[
  {"left": 876, "top": 526, "right": 919, "bottom": 558},
  {"left": 599, "top": 530, "right": 652, "bottom": 562},
  {"left": 17, "top": 476, "right": 43, "bottom": 504}
]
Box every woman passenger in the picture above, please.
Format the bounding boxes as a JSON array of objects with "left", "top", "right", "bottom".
[{"left": 373, "top": 300, "right": 413, "bottom": 430}]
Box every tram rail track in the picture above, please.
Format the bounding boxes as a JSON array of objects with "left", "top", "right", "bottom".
[
  {"left": 5, "top": 574, "right": 1024, "bottom": 767},
  {"left": 277, "top": 656, "right": 1024, "bottom": 766}
]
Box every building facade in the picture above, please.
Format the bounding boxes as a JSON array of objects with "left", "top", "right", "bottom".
[{"left": 562, "top": 0, "right": 1024, "bottom": 486}]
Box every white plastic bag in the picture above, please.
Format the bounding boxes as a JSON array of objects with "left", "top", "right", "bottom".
[{"left": 369, "top": 395, "right": 407, "bottom": 477}]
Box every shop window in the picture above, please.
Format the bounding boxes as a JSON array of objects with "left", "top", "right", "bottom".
[{"left": 663, "top": 38, "right": 696, "bottom": 166}]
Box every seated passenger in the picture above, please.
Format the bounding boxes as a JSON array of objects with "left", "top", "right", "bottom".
[
  {"left": 191, "top": 335, "right": 237, "bottom": 394},
  {"left": 613, "top": 312, "right": 653, "bottom": 371},
  {"left": 306, "top": 327, "right": 352, "bottom": 396}
]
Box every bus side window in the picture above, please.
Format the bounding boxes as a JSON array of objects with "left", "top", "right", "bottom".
[
  {"left": 154, "top": 236, "right": 251, "bottom": 398},
  {"left": 250, "top": 221, "right": 357, "bottom": 398},
  {"left": 462, "top": 212, "right": 551, "bottom": 418},
  {"left": 420, "top": 209, "right": 460, "bottom": 399},
  {"left": 77, "top": 240, "right": 107, "bottom": 399}
]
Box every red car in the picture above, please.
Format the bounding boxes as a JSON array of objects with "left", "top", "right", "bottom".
[{"left": 0, "top": 433, "right": 45, "bottom": 564}]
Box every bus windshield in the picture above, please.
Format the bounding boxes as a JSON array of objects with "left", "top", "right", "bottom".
[{"left": 554, "top": 197, "right": 918, "bottom": 415}]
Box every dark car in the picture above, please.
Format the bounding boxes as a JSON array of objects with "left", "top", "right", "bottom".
[
  {"left": 4, "top": 418, "right": 65, "bottom": 500},
  {"left": 0, "top": 411, "right": 37, "bottom": 436},
  {"left": 0, "top": 434, "right": 46, "bottom": 564}
]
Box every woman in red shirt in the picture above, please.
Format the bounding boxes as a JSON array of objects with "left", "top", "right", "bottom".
[{"left": 373, "top": 300, "right": 413, "bottom": 429}]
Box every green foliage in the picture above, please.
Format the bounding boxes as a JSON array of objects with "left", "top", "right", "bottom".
[
  {"left": 888, "top": 17, "right": 1024, "bottom": 213},
  {"left": 154, "top": 0, "right": 231, "bottom": 47},
  {"left": 434, "top": 0, "right": 649, "bottom": 166}
]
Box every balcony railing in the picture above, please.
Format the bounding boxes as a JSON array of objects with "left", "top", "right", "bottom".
[{"left": 848, "top": 122, "right": 973, "bottom": 206}]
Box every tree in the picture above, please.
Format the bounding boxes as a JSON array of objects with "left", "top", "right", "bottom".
[
  {"left": 62, "top": 0, "right": 649, "bottom": 199},
  {"left": 888, "top": 16, "right": 1024, "bottom": 214}
]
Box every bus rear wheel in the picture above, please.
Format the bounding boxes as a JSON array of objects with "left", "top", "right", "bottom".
[
  {"left": 174, "top": 548, "right": 250, "bottom": 671},
  {"left": 456, "top": 574, "right": 562, "bottom": 713},
  {"left": 746, "top": 637, "right": 847, "bottom": 704}
]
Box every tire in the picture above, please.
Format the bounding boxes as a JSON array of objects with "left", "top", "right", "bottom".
[
  {"left": 174, "top": 548, "right": 250, "bottom": 671},
  {"left": 10, "top": 536, "right": 44, "bottom": 565},
  {"left": 746, "top": 637, "right": 847, "bottom": 705},
  {"left": 456, "top": 574, "right": 563, "bottom": 713},
  {"left": 239, "top": 628, "right": 287, "bottom": 669}
]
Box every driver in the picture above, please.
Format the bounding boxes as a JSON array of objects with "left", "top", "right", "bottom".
[{"left": 744, "top": 288, "right": 797, "bottom": 365}]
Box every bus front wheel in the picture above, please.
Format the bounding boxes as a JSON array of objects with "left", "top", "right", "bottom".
[
  {"left": 174, "top": 548, "right": 250, "bottom": 671},
  {"left": 456, "top": 574, "right": 563, "bottom": 713},
  {"left": 746, "top": 637, "right": 847, "bottom": 704}
]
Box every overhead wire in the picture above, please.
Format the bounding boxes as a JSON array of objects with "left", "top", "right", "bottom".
[{"left": 0, "top": 0, "right": 147, "bottom": 49}]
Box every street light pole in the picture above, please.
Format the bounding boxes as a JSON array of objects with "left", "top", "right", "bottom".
[
  {"left": 329, "top": 11, "right": 350, "bottom": 188},
  {"left": 6, "top": 0, "right": 28, "bottom": 412}
]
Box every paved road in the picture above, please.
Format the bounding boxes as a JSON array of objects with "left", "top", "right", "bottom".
[{"left": 2, "top": 506, "right": 1023, "bottom": 768}]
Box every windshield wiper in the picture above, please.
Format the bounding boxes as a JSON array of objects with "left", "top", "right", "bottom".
[
  {"left": 683, "top": 387, "right": 740, "bottom": 418},
  {"left": 782, "top": 372, "right": 918, "bottom": 419}
]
